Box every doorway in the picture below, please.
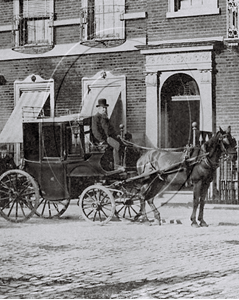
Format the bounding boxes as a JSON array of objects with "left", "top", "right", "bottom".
[{"left": 161, "top": 73, "right": 200, "bottom": 149}]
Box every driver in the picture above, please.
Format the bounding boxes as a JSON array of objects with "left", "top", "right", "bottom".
[{"left": 91, "top": 98, "right": 123, "bottom": 171}]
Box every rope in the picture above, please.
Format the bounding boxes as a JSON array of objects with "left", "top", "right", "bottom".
[{"left": 120, "top": 138, "right": 156, "bottom": 150}]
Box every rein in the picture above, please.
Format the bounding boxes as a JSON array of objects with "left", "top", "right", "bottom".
[{"left": 121, "top": 138, "right": 185, "bottom": 152}]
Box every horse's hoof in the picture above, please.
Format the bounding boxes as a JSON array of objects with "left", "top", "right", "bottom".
[
  {"left": 191, "top": 222, "right": 200, "bottom": 228},
  {"left": 200, "top": 221, "right": 209, "bottom": 227},
  {"left": 134, "top": 214, "right": 141, "bottom": 221},
  {"left": 139, "top": 219, "right": 151, "bottom": 226},
  {"left": 151, "top": 219, "right": 161, "bottom": 226}
]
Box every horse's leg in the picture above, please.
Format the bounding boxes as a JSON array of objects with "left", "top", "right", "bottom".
[
  {"left": 198, "top": 181, "right": 210, "bottom": 227},
  {"left": 191, "top": 181, "right": 202, "bottom": 227},
  {"left": 147, "top": 198, "right": 161, "bottom": 225},
  {"left": 135, "top": 196, "right": 151, "bottom": 225},
  {"left": 134, "top": 183, "right": 151, "bottom": 225}
]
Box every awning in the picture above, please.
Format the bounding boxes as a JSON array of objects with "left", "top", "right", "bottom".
[
  {"left": 0, "top": 90, "right": 49, "bottom": 143},
  {"left": 80, "top": 84, "right": 122, "bottom": 118}
]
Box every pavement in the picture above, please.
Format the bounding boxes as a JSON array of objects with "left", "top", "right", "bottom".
[{"left": 1, "top": 192, "right": 239, "bottom": 299}]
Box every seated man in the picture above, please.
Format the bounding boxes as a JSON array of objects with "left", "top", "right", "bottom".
[{"left": 92, "top": 98, "right": 122, "bottom": 170}]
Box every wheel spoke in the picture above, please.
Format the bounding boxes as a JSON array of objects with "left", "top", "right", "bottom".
[
  {"left": 35, "top": 198, "right": 70, "bottom": 219},
  {"left": 0, "top": 170, "right": 39, "bottom": 223},
  {"left": 19, "top": 201, "right": 27, "bottom": 218},
  {"left": 79, "top": 185, "right": 115, "bottom": 225}
]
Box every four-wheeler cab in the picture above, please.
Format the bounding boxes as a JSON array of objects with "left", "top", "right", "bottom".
[{"left": 0, "top": 111, "right": 140, "bottom": 223}]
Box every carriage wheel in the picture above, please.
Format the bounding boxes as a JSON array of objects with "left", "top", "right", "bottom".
[
  {"left": 35, "top": 198, "right": 70, "bottom": 218},
  {"left": 79, "top": 185, "right": 115, "bottom": 225},
  {"left": 113, "top": 181, "right": 141, "bottom": 221},
  {"left": 0, "top": 169, "right": 39, "bottom": 223}
]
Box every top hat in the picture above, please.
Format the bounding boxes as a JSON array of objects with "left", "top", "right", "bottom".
[{"left": 96, "top": 98, "right": 109, "bottom": 107}]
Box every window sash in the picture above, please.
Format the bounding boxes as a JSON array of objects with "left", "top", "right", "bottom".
[
  {"left": 83, "top": 0, "right": 125, "bottom": 40},
  {"left": 22, "top": 0, "right": 51, "bottom": 18}
]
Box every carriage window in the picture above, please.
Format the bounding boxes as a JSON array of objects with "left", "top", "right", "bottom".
[
  {"left": 42, "top": 124, "right": 61, "bottom": 158},
  {"left": 23, "top": 123, "right": 39, "bottom": 161}
]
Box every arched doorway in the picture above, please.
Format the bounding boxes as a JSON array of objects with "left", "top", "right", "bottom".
[{"left": 161, "top": 73, "right": 200, "bottom": 148}]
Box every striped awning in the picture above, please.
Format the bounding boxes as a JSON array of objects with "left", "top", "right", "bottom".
[
  {"left": 80, "top": 84, "right": 122, "bottom": 119},
  {"left": 0, "top": 90, "right": 49, "bottom": 143}
]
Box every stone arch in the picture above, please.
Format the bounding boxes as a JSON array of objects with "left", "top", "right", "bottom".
[{"left": 160, "top": 72, "right": 200, "bottom": 148}]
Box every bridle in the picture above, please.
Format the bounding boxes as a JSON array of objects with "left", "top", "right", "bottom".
[
  {"left": 219, "top": 133, "right": 237, "bottom": 159},
  {"left": 201, "top": 132, "right": 236, "bottom": 169}
]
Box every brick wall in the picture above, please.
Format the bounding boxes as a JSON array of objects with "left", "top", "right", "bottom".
[
  {"left": 125, "top": 0, "right": 146, "bottom": 12},
  {"left": 0, "top": 51, "right": 146, "bottom": 142},
  {"left": 215, "top": 46, "right": 239, "bottom": 138},
  {"left": 147, "top": 0, "right": 227, "bottom": 42},
  {"left": 55, "top": 26, "right": 81, "bottom": 45},
  {"left": 55, "top": 0, "right": 81, "bottom": 19},
  {"left": 0, "top": 1, "right": 12, "bottom": 27},
  {"left": 0, "top": 32, "right": 12, "bottom": 49}
]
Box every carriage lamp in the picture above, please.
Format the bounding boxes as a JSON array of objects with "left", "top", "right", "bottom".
[
  {"left": 119, "top": 124, "right": 124, "bottom": 138},
  {"left": 70, "top": 119, "right": 81, "bottom": 146}
]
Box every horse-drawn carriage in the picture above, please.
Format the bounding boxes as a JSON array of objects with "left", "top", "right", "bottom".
[
  {"left": 0, "top": 110, "right": 237, "bottom": 227},
  {"left": 0, "top": 112, "right": 144, "bottom": 224}
]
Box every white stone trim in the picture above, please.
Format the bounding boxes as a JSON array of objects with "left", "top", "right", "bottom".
[
  {"left": 144, "top": 50, "right": 213, "bottom": 147},
  {"left": 14, "top": 74, "right": 54, "bottom": 117},
  {"left": 166, "top": 7, "right": 220, "bottom": 18},
  {"left": 141, "top": 45, "right": 214, "bottom": 55},
  {"left": 53, "top": 18, "right": 81, "bottom": 27},
  {"left": 0, "top": 25, "right": 12, "bottom": 32},
  {"left": 148, "top": 36, "right": 224, "bottom": 46},
  {"left": 145, "top": 51, "right": 212, "bottom": 72},
  {"left": 121, "top": 12, "right": 146, "bottom": 20},
  {"left": 0, "top": 38, "right": 146, "bottom": 61}
]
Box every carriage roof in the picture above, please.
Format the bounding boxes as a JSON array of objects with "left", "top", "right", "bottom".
[{"left": 22, "top": 113, "right": 91, "bottom": 124}]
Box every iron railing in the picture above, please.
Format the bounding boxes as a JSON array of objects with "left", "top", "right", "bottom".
[{"left": 228, "top": 0, "right": 239, "bottom": 38}]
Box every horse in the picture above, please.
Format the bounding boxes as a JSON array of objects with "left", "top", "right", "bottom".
[{"left": 135, "top": 126, "right": 237, "bottom": 227}]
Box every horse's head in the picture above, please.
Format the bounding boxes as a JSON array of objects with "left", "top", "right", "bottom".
[{"left": 218, "top": 126, "right": 237, "bottom": 161}]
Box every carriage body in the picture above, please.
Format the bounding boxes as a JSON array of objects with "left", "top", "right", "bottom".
[{"left": 22, "top": 115, "right": 109, "bottom": 201}]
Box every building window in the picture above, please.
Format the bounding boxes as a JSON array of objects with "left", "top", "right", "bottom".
[
  {"left": 167, "top": 0, "right": 219, "bottom": 17},
  {"left": 13, "top": 0, "right": 54, "bottom": 48},
  {"left": 80, "top": 0, "right": 125, "bottom": 41}
]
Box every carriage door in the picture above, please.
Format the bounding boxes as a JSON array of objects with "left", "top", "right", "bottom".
[
  {"left": 40, "top": 123, "right": 69, "bottom": 200},
  {"left": 161, "top": 73, "right": 200, "bottom": 148}
]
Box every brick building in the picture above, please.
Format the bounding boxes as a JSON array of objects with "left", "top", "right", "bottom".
[{"left": 0, "top": 1, "right": 238, "bottom": 155}]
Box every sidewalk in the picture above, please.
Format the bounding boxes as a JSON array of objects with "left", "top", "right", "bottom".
[{"left": 158, "top": 190, "right": 239, "bottom": 210}]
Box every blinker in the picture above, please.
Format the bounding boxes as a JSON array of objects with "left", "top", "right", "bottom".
[{"left": 222, "top": 137, "right": 230, "bottom": 145}]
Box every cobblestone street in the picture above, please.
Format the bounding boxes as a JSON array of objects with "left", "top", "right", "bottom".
[{"left": 1, "top": 198, "right": 239, "bottom": 299}]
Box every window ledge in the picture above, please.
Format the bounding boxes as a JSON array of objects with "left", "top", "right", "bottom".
[
  {"left": 121, "top": 12, "right": 146, "bottom": 20},
  {"left": 0, "top": 24, "right": 12, "bottom": 32},
  {"left": 166, "top": 7, "right": 220, "bottom": 18},
  {"left": 53, "top": 18, "right": 81, "bottom": 27}
]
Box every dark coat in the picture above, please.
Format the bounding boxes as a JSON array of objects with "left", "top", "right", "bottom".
[{"left": 92, "top": 112, "right": 117, "bottom": 143}]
